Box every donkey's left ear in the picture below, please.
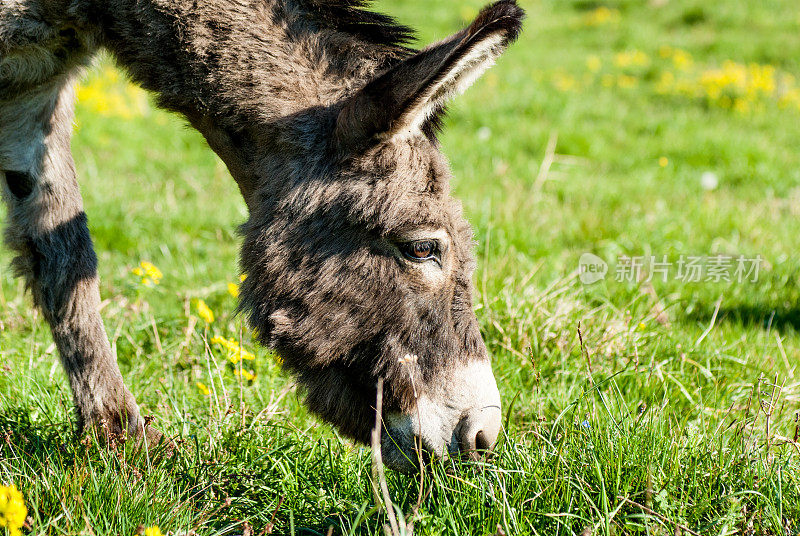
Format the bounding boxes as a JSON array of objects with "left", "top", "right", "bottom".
[{"left": 335, "top": 0, "right": 524, "bottom": 149}]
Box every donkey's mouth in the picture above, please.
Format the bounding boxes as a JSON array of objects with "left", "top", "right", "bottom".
[{"left": 380, "top": 359, "right": 502, "bottom": 471}]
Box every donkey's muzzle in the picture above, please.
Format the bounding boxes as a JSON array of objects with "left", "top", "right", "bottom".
[{"left": 382, "top": 357, "right": 502, "bottom": 470}]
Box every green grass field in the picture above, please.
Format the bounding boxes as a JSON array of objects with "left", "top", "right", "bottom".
[{"left": 2, "top": 0, "right": 800, "bottom": 534}]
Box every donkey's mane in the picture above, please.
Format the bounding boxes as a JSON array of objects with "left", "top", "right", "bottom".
[
  {"left": 301, "top": 0, "right": 451, "bottom": 140},
  {"left": 302, "top": 0, "right": 416, "bottom": 51},
  {"left": 306, "top": 0, "right": 438, "bottom": 138}
]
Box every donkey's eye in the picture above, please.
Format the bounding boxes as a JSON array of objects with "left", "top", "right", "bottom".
[{"left": 400, "top": 240, "right": 439, "bottom": 262}]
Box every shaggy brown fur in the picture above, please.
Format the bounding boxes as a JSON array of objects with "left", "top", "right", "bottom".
[{"left": 0, "top": 0, "right": 523, "bottom": 461}]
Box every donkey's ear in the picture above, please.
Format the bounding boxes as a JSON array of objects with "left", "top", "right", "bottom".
[{"left": 335, "top": 0, "right": 524, "bottom": 149}]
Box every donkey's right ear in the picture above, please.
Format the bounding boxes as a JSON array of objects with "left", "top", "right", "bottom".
[{"left": 334, "top": 0, "right": 524, "bottom": 150}]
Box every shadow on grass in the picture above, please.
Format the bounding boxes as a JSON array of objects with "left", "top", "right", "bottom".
[
  {"left": 0, "top": 407, "right": 73, "bottom": 461},
  {"left": 684, "top": 299, "right": 800, "bottom": 332}
]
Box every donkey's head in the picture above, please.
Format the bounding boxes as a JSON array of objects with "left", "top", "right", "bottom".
[{"left": 238, "top": 1, "right": 523, "bottom": 470}]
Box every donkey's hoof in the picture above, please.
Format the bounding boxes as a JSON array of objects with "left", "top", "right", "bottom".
[
  {"left": 136, "top": 421, "right": 177, "bottom": 459},
  {"left": 84, "top": 414, "right": 175, "bottom": 459}
]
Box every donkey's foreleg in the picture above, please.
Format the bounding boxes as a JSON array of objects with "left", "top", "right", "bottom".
[{"left": 1, "top": 83, "right": 144, "bottom": 440}]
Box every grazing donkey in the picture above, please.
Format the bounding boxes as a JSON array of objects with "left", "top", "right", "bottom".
[{"left": 0, "top": 0, "right": 524, "bottom": 469}]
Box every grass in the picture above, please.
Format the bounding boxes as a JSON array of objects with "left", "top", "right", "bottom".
[{"left": 2, "top": 0, "right": 800, "bottom": 534}]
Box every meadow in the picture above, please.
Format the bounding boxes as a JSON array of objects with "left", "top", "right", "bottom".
[{"left": 1, "top": 0, "right": 800, "bottom": 534}]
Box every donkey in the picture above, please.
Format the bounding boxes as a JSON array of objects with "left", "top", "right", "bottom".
[{"left": 0, "top": 0, "right": 524, "bottom": 469}]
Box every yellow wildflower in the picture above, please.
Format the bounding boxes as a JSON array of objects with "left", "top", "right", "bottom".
[
  {"left": 76, "top": 66, "right": 149, "bottom": 119},
  {"left": 227, "top": 282, "right": 240, "bottom": 298},
  {"left": 234, "top": 369, "right": 257, "bottom": 381},
  {"left": 616, "top": 74, "right": 638, "bottom": 89},
  {"left": 583, "top": 6, "right": 620, "bottom": 27},
  {"left": 655, "top": 71, "right": 675, "bottom": 94},
  {"left": 658, "top": 157, "right": 669, "bottom": 167},
  {"left": 671, "top": 49, "right": 693, "bottom": 71},
  {"left": 195, "top": 299, "right": 215, "bottom": 323},
  {"left": 240, "top": 274, "right": 248, "bottom": 282},
  {"left": 552, "top": 72, "right": 577, "bottom": 92},
  {"left": 143, "top": 527, "right": 164, "bottom": 536},
  {"left": 733, "top": 98, "right": 750, "bottom": 114},
  {"left": 586, "top": 55, "right": 602, "bottom": 73},
  {"left": 196, "top": 382, "right": 210, "bottom": 396},
  {"left": 598, "top": 45, "right": 799, "bottom": 114},
  {"left": 210, "top": 336, "right": 255, "bottom": 363},
  {"left": 0, "top": 484, "right": 27, "bottom": 536},
  {"left": 132, "top": 260, "right": 162, "bottom": 286},
  {"left": 614, "top": 49, "right": 649, "bottom": 69},
  {"left": 779, "top": 88, "right": 800, "bottom": 109},
  {"left": 748, "top": 63, "right": 775, "bottom": 94},
  {"left": 140, "top": 261, "right": 162, "bottom": 280}
]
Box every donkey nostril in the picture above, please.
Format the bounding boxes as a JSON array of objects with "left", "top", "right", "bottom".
[
  {"left": 456, "top": 406, "right": 501, "bottom": 459},
  {"left": 474, "top": 430, "right": 491, "bottom": 451}
]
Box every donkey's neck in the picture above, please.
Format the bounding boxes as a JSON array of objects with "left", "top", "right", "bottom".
[{"left": 77, "top": 0, "right": 411, "bottom": 201}]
